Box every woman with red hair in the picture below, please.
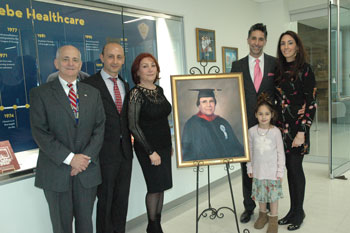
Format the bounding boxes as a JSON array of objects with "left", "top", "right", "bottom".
[{"left": 128, "top": 53, "right": 172, "bottom": 233}]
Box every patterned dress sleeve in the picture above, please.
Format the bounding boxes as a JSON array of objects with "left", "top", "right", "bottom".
[
  {"left": 297, "top": 64, "right": 317, "bottom": 132},
  {"left": 128, "top": 88, "right": 154, "bottom": 155}
]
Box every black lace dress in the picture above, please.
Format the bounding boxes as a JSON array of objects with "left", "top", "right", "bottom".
[{"left": 128, "top": 85, "right": 172, "bottom": 193}]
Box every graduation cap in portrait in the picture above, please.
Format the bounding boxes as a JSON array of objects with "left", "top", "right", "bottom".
[{"left": 189, "top": 88, "right": 222, "bottom": 106}]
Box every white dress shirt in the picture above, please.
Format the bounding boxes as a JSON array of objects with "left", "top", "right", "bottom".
[
  {"left": 58, "top": 76, "right": 77, "bottom": 96},
  {"left": 100, "top": 68, "right": 126, "bottom": 103}
]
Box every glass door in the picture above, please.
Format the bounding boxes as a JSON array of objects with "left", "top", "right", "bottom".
[
  {"left": 329, "top": 0, "right": 350, "bottom": 178},
  {"left": 298, "top": 19, "right": 329, "bottom": 164}
]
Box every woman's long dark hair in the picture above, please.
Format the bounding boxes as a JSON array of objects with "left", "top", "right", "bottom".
[{"left": 276, "top": 31, "right": 306, "bottom": 83}]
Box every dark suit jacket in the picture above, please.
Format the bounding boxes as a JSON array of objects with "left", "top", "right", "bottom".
[
  {"left": 82, "top": 71, "right": 133, "bottom": 165},
  {"left": 231, "top": 53, "right": 276, "bottom": 128},
  {"left": 30, "top": 78, "right": 105, "bottom": 192}
]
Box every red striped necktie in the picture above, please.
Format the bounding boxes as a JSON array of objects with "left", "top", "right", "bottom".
[
  {"left": 109, "top": 77, "right": 122, "bottom": 113},
  {"left": 67, "top": 83, "right": 78, "bottom": 118}
]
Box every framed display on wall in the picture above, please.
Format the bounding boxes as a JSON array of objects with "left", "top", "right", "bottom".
[
  {"left": 0, "top": 0, "right": 158, "bottom": 153},
  {"left": 222, "top": 46, "right": 238, "bottom": 73},
  {"left": 195, "top": 28, "right": 216, "bottom": 62}
]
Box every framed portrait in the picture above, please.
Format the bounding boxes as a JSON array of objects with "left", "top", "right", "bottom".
[
  {"left": 222, "top": 47, "right": 238, "bottom": 73},
  {"left": 196, "top": 28, "right": 216, "bottom": 62},
  {"left": 171, "top": 73, "right": 250, "bottom": 168}
]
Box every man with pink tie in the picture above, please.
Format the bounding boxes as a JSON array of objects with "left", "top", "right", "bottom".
[{"left": 231, "top": 23, "right": 276, "bottom": 223}]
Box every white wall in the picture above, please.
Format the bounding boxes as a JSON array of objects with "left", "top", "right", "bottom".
[
  {"left": 108, "top": 0, "right": 290, "bottom": 63},
  {"left": 0, "top": 1, "right": 295, "bottom": 232},
  {"left": 0, "top": 177, "right": 52, "bottom": 233},
  {"left": 259, "top": 0, "right": 298, "bottom": 56},
  {"left": 104, "top": 0, "right": 293, "bottom": 222}
]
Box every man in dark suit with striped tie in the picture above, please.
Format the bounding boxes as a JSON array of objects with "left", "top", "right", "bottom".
[
  {"left": 231, "top": 23, "right": 276, "bottom": 223},
  {"left": 83, "top": 42, "right": 133, "bottom": 233},
  {"left": 30, "top": 45, "right": 106, "bottom": 233}
]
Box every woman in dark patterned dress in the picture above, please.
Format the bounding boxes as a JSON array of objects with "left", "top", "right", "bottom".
[
  {"left": 128, "top": 53, "right": 172, "bottom": 233},
  {"left": 274, "top": 31, "right": 317, "bottom": 231}
]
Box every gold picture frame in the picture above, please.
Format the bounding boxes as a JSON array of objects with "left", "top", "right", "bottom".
[
  {"left": 196, "top": 28, "right": 216, "bottom": 62},
  {"left": 222, "top": 47, "right": 238, "bottom": 73},
  {"left": 171, "top": 73, "right": 250, "bottom": 168}
]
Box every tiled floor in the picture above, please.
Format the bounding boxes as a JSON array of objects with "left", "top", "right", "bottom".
[{"left": 127, "top": 162, "right": 350, "bottom": 233}]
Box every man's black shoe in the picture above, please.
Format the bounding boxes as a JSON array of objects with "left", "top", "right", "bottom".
[{"left": 240, "top": 210, "right": 253, "bottom": 223}]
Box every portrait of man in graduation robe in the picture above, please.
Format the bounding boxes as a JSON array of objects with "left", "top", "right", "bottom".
[{"left": 181, "top": 89, "right": 244, "bottom": 161}]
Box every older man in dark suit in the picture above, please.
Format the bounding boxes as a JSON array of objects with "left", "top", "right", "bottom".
[
  {"left": 231, "top": 23, "right": 276, "bottom": 223},
  {"left": 83, "top": 42, "right": 133, "bottom": 233},
  {"left": 30, "top": 45, "right": 105, "bottom": 233}
]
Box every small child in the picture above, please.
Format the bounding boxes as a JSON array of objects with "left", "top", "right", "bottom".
[{"left": 247, "top": 93, "right": 285, "bottom": 233}]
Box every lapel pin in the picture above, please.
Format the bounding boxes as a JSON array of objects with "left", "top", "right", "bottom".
[{"left": 84, "top": 94, "right": 87, "bottom": 97}]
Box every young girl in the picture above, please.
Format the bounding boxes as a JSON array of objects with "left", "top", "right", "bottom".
[{"left": 247, "top": 94, "right": 285, "bottom": 233}]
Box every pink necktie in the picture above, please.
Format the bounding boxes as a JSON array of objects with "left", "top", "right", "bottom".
[
  {"left": 109, "top": 78, "right": 123, "bottom": 113},
  {"left": 254, "top": 59, "right": 262, "bottom": 92},
  {"left": 67, "top": 83, "right": 78, "bottom": 117}
]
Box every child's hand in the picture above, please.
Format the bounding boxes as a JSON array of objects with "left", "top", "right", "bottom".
[{"left": 248, "top": 173, "right": 253, "bottom": 178}]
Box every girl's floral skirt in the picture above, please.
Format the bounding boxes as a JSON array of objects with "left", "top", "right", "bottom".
[{"left": 251, "top": 178, "right": 283, "bottom": 203}]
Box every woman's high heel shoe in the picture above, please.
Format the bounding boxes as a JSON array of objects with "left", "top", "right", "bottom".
[
  {"left": 287, "top": 212, "right": 305, "bottom": 231},
  {"left": 278, "top": 211, "right": 293, "bottom": 225},
  {"left": 287, "top": 224, "right": 301, "bottom": 231},
  {"left": 278, "top": 216, "right": 291, "bottom": 225}
]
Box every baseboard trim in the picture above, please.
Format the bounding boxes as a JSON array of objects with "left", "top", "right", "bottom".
[{"left": 304, "top": 155, "right": 328, "bottom": 164}]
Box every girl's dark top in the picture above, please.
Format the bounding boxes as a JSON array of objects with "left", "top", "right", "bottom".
[
  {"left": 128, "top": 85, "right": 172, "bottom": 155},
  {"left": 275, "top": 62, "right": 317, "bottom": 155}
]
